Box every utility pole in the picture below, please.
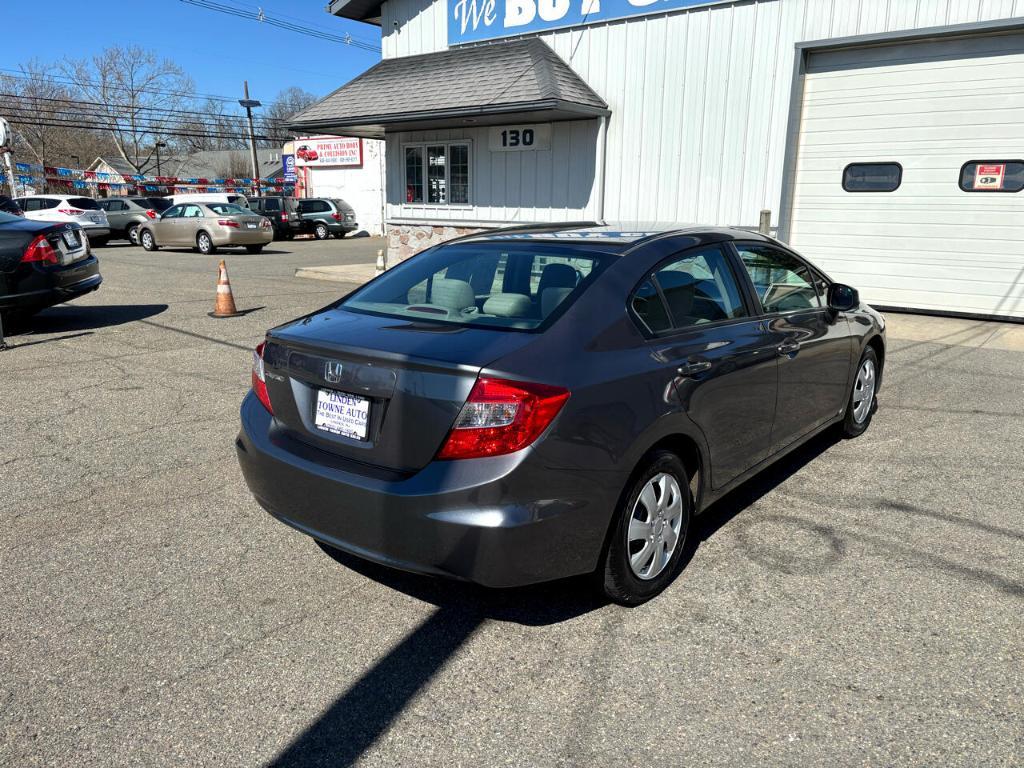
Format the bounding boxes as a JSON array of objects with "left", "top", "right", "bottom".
[{"left": 239, "top": 82, "right": 262, "bottom": 198}]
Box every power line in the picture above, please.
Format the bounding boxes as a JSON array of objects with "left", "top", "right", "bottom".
[
  {"left": 3, "top": 103, "right": 284, "bottom": 137},
  {"left": 179, "top": 0, "right": 382, "bottom": 52},
  {"left": 7, "top": 115, "right": 290, "bottom": 144},
  {"left": 0, "top": 67, "right": 240, "bottom": 105}
]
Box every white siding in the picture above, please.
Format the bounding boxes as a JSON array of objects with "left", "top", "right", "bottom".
[
  {"left": 304, "top": 140, "right": 387, "bottom": 235},
  {"left": 385, "top": 121, "right": 601, "bottom": 224},
  {"left": 379, "top": 0, "right": 1024, "bottom": 229},
  {"left": 787, "top": 33, "right": 1024, "bottom": 318}
]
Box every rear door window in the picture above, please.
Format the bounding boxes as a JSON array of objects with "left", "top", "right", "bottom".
[
  {"left": 735, "top": 243, "right": 822, "bottom": 313},
  {"left": 263, "top": 198, "right": 280, "bottom": 211},
  {"left": 634, "top": 245, "right": 747, "bottom": 332}
]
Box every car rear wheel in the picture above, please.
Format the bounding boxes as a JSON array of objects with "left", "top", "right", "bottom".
[
  {"left": 91, "top": 237, "right": 109, "bottom": 247},
  {"left": 245, "top": 245, "right": 264, "bottom": 254},
  {"left": 197, "top": 232, "right": 217, "bottom": 255},
  {"left": 140, "top": 229, "right": 158, "bottom": 251},
  {"left": 333, "top": 231, "right": 346, "bottom": 239},
  {"left": 842, "top": 346, "right": 879, "bottom": 438},
  {"left": 600, "top": 450, "right": 693, "bottom": 606},
  {"left": 313, "top": 223, "right": 329, "bottom": 240},
  {"left": 127, "top": 224, "right": 140, "bottom": 246}
]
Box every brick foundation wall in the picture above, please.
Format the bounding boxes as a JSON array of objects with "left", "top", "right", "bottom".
[{"left": 386, "top": 224, "right": 487, "bottom": 264}]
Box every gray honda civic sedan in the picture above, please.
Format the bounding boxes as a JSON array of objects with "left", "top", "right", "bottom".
[{"left": 236, "top": 224, "right": 885, "bottom": 605}]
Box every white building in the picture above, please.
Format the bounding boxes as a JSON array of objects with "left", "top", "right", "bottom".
[
  {"left": 287, "top": 136, "right": 387, "bottom": 236},
  {"left": 290, "top": 0, "right": 1024, "bottom": 320}
]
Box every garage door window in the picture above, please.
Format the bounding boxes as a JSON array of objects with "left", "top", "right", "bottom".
[
  {"left": 843, "top": 163, "right": 902, "bottom": 192},
  {"left": 959, "top": 161, "right": 1024, "bottom": 193}
]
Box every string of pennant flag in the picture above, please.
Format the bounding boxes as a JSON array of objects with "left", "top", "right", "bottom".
[{"left": 0, "top": 161, "right": 295, "bottom": 193}]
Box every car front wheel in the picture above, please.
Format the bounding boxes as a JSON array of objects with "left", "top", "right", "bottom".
[
  {"left": 601, "top": 450, "right": 693, "bottom": 606},
  {"left": 842, "top": 346, "right": 879, "bottom": 437},
  {"left": 197, "top": 232, "right": 216, "bottom": 255}
]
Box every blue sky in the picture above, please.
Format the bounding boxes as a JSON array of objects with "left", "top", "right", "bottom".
[{"left": 3, "top": 0, "right": 382, "bottom": 104}]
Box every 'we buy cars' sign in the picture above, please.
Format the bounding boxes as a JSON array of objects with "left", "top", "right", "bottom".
[{"left": 294, "top": 137, "right": 363, "bottom": 167}]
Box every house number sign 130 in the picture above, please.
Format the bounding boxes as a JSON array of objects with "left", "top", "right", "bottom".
[{"left": 488, "top": 124, "right": 551, "bottom": 152}]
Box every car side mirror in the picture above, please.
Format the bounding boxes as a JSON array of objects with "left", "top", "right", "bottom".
[{"left": 828, "top": 283, "right": 859, "bottom": 312}]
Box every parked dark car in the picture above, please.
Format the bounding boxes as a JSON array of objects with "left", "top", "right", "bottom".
[
  {"left": 97, "top": 196, "right": 172, "bottom": 245},
  {"left": 236, "top": 224, "right": 885, "bottom": 605},
  {"left": 0, "top": 195, "right": 23, "bottom": 216},
  {"left": 249, "top": 196, "right": 304, "bottom": 240},
  {"left": 0, "top": 212, "right": 101, "bottom": 322},
  {"left": 297, "top": 198, "right": 357, "bottom": 239}
]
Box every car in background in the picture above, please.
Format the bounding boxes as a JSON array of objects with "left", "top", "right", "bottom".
[
  {"left": 168, "top": 192, "right": 250, "bottom": 208},
  {"left": 236, "top": 223, "right": 885, "bottom": 605},
  {"left": 297, "top": 198, "right": 357, "bottom": 239},
  {"left": 248, "top": 196, "right": 303, "bottom": 240},
  {"left": 98, "top": 196, "right": 173, "bottom": 245},
  {"left": 14, "top": 195, "right": 110, "bottom": 246},
  {"left": 0, "top": 195, "right": 23, "bottom": 216},
  {"left": 138, "top": 201, "right": 272, "bottom": 255},
  {"left": 295, "top": 145, "right": 318, "bottom": 162},
  {"left": 0, "top": 212, "right": 101, "bottom": 323}
]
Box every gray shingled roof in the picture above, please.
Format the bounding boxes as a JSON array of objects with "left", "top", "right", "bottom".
[{"left": 289, "top": 39, "right": 609, "bottom": 137}]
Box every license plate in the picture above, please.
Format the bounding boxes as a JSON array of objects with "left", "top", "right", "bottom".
[
  {"left": 246, "top": 223, "right": 257, "bottom": 229},
  {"left": 62, "top": 231, "right": 80, "bottom": 247},
  {"left": 314, "top": 389, "right": 370, "bottom": 440}
]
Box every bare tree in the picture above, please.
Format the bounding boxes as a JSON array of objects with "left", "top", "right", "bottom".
[
  {"left": 263, "top": 87, "right": 318, "bottom": 145},
  {"left": 62, "top": 46, "right": 196, "bottom": 175},
  {"left": 213, "top": 151, "right": 253, "bottom": 179},
  {"left": 176, "top": 98, "right": 247, "bottom": 152}
]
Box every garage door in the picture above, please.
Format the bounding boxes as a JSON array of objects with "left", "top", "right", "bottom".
[{"left": 786, "top": 32, "right": 1024, "bottom": 320}]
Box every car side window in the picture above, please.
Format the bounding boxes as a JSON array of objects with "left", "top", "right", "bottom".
[
  {"left": 183, "top": 205, "right": 204, "bottom": 218},
  {"left": 631, "top": 279, "right": 672, "bottom": 334},
  {"left": 20, "top": 198, "right": 39, "bottom": 211},
  {"left": 736, "top": 244, "right": 822, "bottom": 313},
  {"left": 654, "top": 245, "right": 748, "bottom": 327},
  {"left": 264, "top": 198, "right": 280, "bottom": 211},
  {"left": 162, "top": 205, "right": 184, "bottom": 219}
]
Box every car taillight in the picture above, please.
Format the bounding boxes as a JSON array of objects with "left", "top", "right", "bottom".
[
  {"left": 437, "top": 377, "right": 569, "bottom": 460},
  {"left": 331, "top": 212, "right": 341, "bottom": 221},
  {"left": 280, "top": 212, "right": 289, "bottom": 221},
  {"left": 218, "top": 219, "right": 240, "bottom": 228},
  {"left": 260, "top": 218, "right": 271, "bottom": 228},
  {"left": 58, "top": 208, "right": 86, "bottom": 216},
  {"left": 145, "top": 209, "right": 158, "bottom": 219},
  {"left": 22, "top": 234, "right": 59, "bottom": 265},
  {"left": 252, "top": 341, "right": 273, "bottom": 414}
]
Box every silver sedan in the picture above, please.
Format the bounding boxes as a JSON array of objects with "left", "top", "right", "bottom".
[{"left": 138, "top": 202, "right": 273, "bottom": 254}]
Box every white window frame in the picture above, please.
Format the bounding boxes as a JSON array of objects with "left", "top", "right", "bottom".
[{"left": 401, "top": 140, "right": 473, "bottom": 209}]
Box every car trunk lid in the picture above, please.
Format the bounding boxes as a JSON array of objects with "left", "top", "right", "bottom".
[{"left": 262, "top": 307, "right": 535, "bottom": 472}]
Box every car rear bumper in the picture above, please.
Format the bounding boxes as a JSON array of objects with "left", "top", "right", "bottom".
[
  {"left": 0, "top": 256, "right": 102, "bottom": 311},
  {"left": 212, "top": 229, "right": 274, "bottom": 246},
  {"left": 236, "top": 392, "right": 620, "bottom": 587}
]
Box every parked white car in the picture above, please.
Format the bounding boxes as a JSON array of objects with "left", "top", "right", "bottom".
[
  {"left": 167, "top": 192, "right": 250, "bottom": 208},
  {"left": 14, "top": 195, "right": 111, "bottom": 246}
]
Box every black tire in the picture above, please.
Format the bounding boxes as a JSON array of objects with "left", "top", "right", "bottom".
[
  {"left": 245, "top": 245, "right": 264, "bottom": 254},
  {"left": 127, "top": 224, "right": 140, "bottom": 246},
  {"left": 841, "top": 346, "right": 879, "bottom": 438},
  {"left": 140, "top": 229, "right": 158, "bottom": 251},
  {"left": 197, "top": 231, "right": 217, "bottom": 255},
  {"left": 600, "top": 450, "right": 693, "bottom": 606},
  {"left": 313, "top": 222, "right": 329, "bottom": 240},
  {"left": 333, "top": 231, "right": 346, "bottom": 239},
  {"left": 284, "top": 231, "right": 295, "bottom": 241},
  {"left": 91, "top": 237, "right": 109, "bottom": 248}
]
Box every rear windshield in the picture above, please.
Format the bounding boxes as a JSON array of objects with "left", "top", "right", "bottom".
[
  {"left": 208, "top": 203, "right": 247, "bottom": 215},
  {"left": 341, "top": 242, "right": 612, "bottom": 331},
  {"left": 69, "top": 197, "right": 100, "bottom": 210}
]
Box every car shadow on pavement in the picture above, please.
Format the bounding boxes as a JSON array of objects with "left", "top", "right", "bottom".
[
  {"left": 16, "top": 303, "right": 169, "bottom": 335},
  {"left": 270, "top": 430, "right": 843, "bottom": 768}
]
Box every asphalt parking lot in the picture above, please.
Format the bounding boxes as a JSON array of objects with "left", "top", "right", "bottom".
[{"left": 1, "top": 239, "right": 1022, "bottom": 767}]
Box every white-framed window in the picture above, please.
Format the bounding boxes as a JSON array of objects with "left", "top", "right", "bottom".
[{"left": 403, "top": 141, "right": 471, "bottom": 206}]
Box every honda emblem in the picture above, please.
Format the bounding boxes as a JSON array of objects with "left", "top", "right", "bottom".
[{"left": 324, "top": 361, "right": 344, "bottom": 384}]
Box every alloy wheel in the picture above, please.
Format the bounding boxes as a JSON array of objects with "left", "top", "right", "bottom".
[
  {"left": 626, "top": 472, "right": 684, "bottom": 580},
  {"left": 852, "top": 358, "right": 876, "bottom": 424}
]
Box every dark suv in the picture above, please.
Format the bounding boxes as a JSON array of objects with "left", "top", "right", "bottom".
[
  {"left": 297, "top": 198, "right": 357, "bottom": 239},
  {"left": 249, "top": 196, "right": 304, "bottom": 240}
]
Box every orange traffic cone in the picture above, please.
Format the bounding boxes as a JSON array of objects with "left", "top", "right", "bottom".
[{"left": 209, "top": 260, "right": 244, "bottom": 318}]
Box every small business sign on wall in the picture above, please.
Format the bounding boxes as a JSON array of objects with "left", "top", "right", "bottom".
[
  {"left": 974, "top": 163, "right": 1006, "bottom": 190},
  {"left": 294, "top": 137, "right": 363, "bottom": 167},
  {"left": 488, "top": 124, "right": 552, "bottom": 152}
]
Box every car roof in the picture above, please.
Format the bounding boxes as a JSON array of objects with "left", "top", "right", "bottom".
[
  {"left": 21, "top": 194, "right": 82, "bottom": 199},
  {"left": 451, "top": 222, "right": 778, "bottom": 250}
]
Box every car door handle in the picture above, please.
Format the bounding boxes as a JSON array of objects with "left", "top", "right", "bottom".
[
  {"left": 777, "top": 340, "right": 801, "bottom": 356},
  {"left": 677, "top": 360, "right": 712, "bottom": 376}
]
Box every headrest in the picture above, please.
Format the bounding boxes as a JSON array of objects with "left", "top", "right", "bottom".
[
  {"left": 483, "top": 293, "right": 532, "bottom": 317},
  {"left": 427, "top": 278, "right": 475, "bottom": 311},
  {"left": 538, "top": 263, "right": 579, "bottom": 293}
]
